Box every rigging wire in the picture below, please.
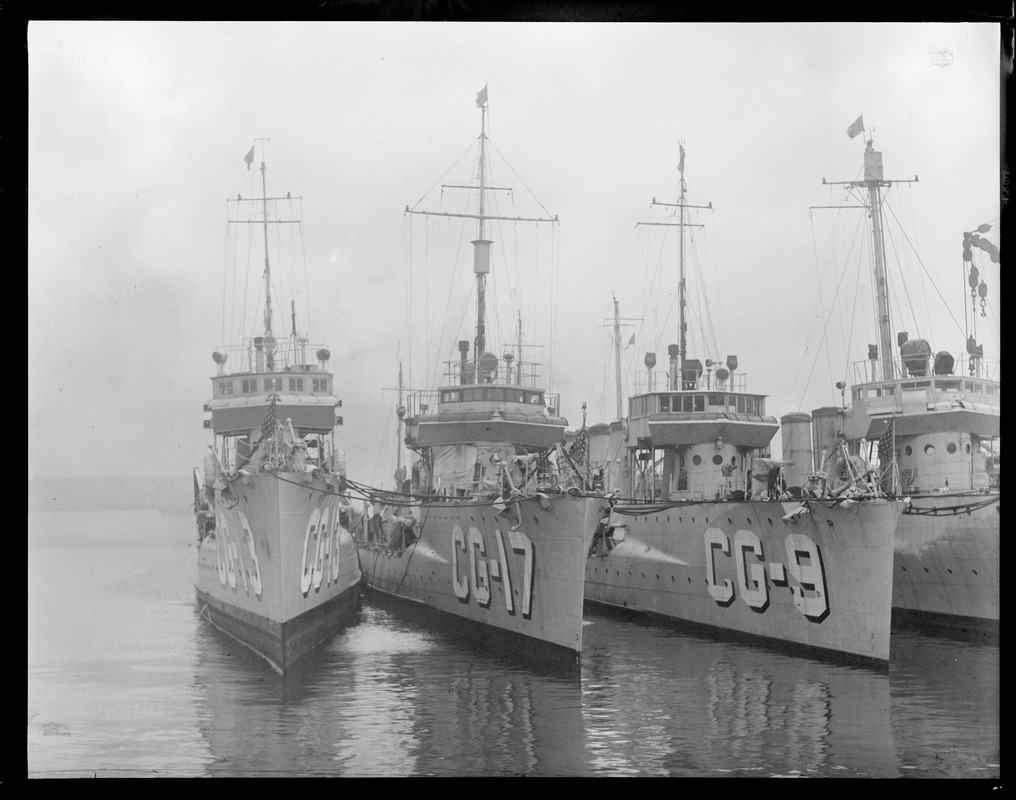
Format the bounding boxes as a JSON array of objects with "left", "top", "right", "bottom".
[
  {"left": 795, "top": 208, "right": 865, "bottom": 412},
  {"left": 882, "top": 199, "right": 966, "bottom": 340}
]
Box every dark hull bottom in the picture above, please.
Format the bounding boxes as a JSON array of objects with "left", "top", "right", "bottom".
[
  {"left": 584, "top": 599, "right": 889, "bottom": 671},
  {"left": 891, "top": 607, "right": 999, "bottom": 645},
  {"left": 196, "top": 580, "right": 362, "bottom": 672},
  {"left": 364, "top": 584, "right": 581, "bottom": 675}
]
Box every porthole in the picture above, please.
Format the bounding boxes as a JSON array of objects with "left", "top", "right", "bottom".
[
  {"left": 905, "top": 445, "right": 913, "bottom": 456},
  {"left": 924, "top": 444, "right": 935, "bottom": 455},
  {"left": 693, "top": 455, "right": 702, "bottom": 466},
  {"left": 966, "top": 444, "right": 971, "bottom": 454},
  {"left": 712, "top": 454, "right": 723, "bottom": 466},
  {"left": 947, "top": 443, "right": 957, "bottom": 454}
]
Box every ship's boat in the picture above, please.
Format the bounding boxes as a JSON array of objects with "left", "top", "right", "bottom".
[
  {"left": 810, "top": 133, "right": 998, "bottom": 638},
  {"left": 192, "top": 145, "right": 362, "bottom": 672},
  {"left": 353, "top": 88, "right": 605, "bottom": 667},
  {"left": 580, "top": 146, "right": 899, "bottom": 667}
]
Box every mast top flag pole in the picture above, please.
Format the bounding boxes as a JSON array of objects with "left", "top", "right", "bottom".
[{"left": 847, "top": 115, "right": 865, "bottom": 140}]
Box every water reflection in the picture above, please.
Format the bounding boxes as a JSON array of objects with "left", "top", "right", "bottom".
[
  {"left": 192, "top": 600, "right": 998, "bottom": 777},
  {"left": 194, "top": 601, "right": 589, "bottom": 776},
  {"left": 580, "top": 610, "right": 897, "bottom": 777},
  {"left": 31, "top": 510, "right": 999, "bottom": 778},
  {"left": 887, "top": 630, "right": 1000, "bottom": 777}
]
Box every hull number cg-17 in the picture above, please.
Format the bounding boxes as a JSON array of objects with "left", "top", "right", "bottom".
[{"left": 451, "top": 525, "right": 534, "bottom": 618}]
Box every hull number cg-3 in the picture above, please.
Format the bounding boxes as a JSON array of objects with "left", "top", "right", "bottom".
[
  {"left": 214, "top": 509, "right": 263, "bottom": 598},
  {"left": 300, "top": 505, "right": 347, "bottom": 597}
]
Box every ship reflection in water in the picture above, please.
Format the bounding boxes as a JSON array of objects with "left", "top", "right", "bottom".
[
  {"left": 28, "top": 515, "right": 997, "bottom": 778},
  {"left": 192, "top": 598, "right": 997, "bottom": 777},
  {"left": 581, "top": 610, "right": 896, "bottom": 777}
]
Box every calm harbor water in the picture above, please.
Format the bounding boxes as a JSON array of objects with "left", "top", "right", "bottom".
[{"left": 28, "top": 510, "right": 1000, "bottom": 778}]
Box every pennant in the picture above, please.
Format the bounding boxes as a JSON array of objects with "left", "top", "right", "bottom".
[
  {"left": 847, "top": 115, "right": 864, "bottom": 140},
  {"left": 678, "top": 144, "right": 685, "bottom": 173},
  {"left": 624, "top": 332, "right": 636, "bottom": 349},
  {"left": 244, "top": 145, "right": 255, "bottom": 170},
  {"left": 476, "top": 84, "right": 488, "bottom": 108}
]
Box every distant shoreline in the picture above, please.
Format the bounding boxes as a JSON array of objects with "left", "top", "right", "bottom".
[{"left": 28, "top": 476, "right": 193, "bottom": 515}]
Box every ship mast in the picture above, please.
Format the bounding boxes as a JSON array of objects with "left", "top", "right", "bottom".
[
  {"left": 396, "top": 360, "right": 406, "bottom": 473},
  {"left": 473, "top": 101, "right": 491, "bottom": 362},
  {"left": 822, "top": 138, "right": 917, "bottom": 381},
  {"left": 258, "top": 151, "right": 275, "bottom": 371},
  {"left": 639, "top": 144, "right": 710, "bottom": 383},
  {"left": 613, "top": 296, "right": 623, "bottom": 419},
  {"left": 404, "top": 88, "right": 558, "bottom": 380}
]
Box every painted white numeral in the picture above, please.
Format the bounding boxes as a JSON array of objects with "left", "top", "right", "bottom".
[
  {"left": 704, "top": 527, "right": 734, "bottom": 604},
  {"left": 784, "top": 533, "right": 829, "bottom": 621},
  {"left": 494, "top": 530, "right": 513, "bottom": 613},
  {"left": 733, "top": 529, "right": 769, "bottom": 611},
  {"left": 215, "top": 511, "right": 229, "bottom": 587},
  {"left": 237, "top": 511, "right": 262, "bottom": 598},
  {"left": 330, "top": 511, "right": 342, "bottom": 583},
  {"left": 508, "top": 530, "right": 534, "bottom": 618},
  {"left": 468, "top": 527, "right": 491, "bottom": 607},
  {"left": 313, "top": 507, "right": 330, "bottom": 591},
  {"left": 225, "top": 523, "right": 238, "bottom": 589},
  {"left": 301, "top": 508, "right": 322, "bottom": 596},
  {"left": 452, "top": 525, "right": 470, "bottom": 601}
]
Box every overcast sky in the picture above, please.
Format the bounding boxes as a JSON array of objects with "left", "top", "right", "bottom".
[{"left": 28, "top": 21, "right": 1002, "bottom": 487}]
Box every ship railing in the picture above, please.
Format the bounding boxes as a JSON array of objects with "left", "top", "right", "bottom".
[
  {"left": 405, "top": 388, "right": 561, "bottom": 418},
  {"left": 438, "top": 357, "right": 548, "bottom": 389},
  {"left": 850, "top": 355, "right": 1000, "bottom": 386},
  {"left": 632, "top": 370, "right": 750, "bottom": 395},
  {"left": 211, "top": 338, "right": 332, "bottom": 375}
]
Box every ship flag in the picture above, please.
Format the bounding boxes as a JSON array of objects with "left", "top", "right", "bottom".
[
  {"left": 244, "top": 145, "right": 255, "bottom": 170},
  {"left": 625, "top": 332, "right": 636, "bottom": 349},
  {"left": 570, "top": 426, "right": 588, "bottom": 466},
  {"left": 261, "top": 394, "right": 279, "bottom": 441},
  {"left": 877, "top": 417, "right": 895, "bottom": 468},
  {"left": 847, "top": 115, "right": 865, "bottom": 140},
  {"left": 678, "top": 144, "right": 685, "bottom": 173},
  {"left": 476, "top": 84, "right": 488, "bottom": 108}
]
